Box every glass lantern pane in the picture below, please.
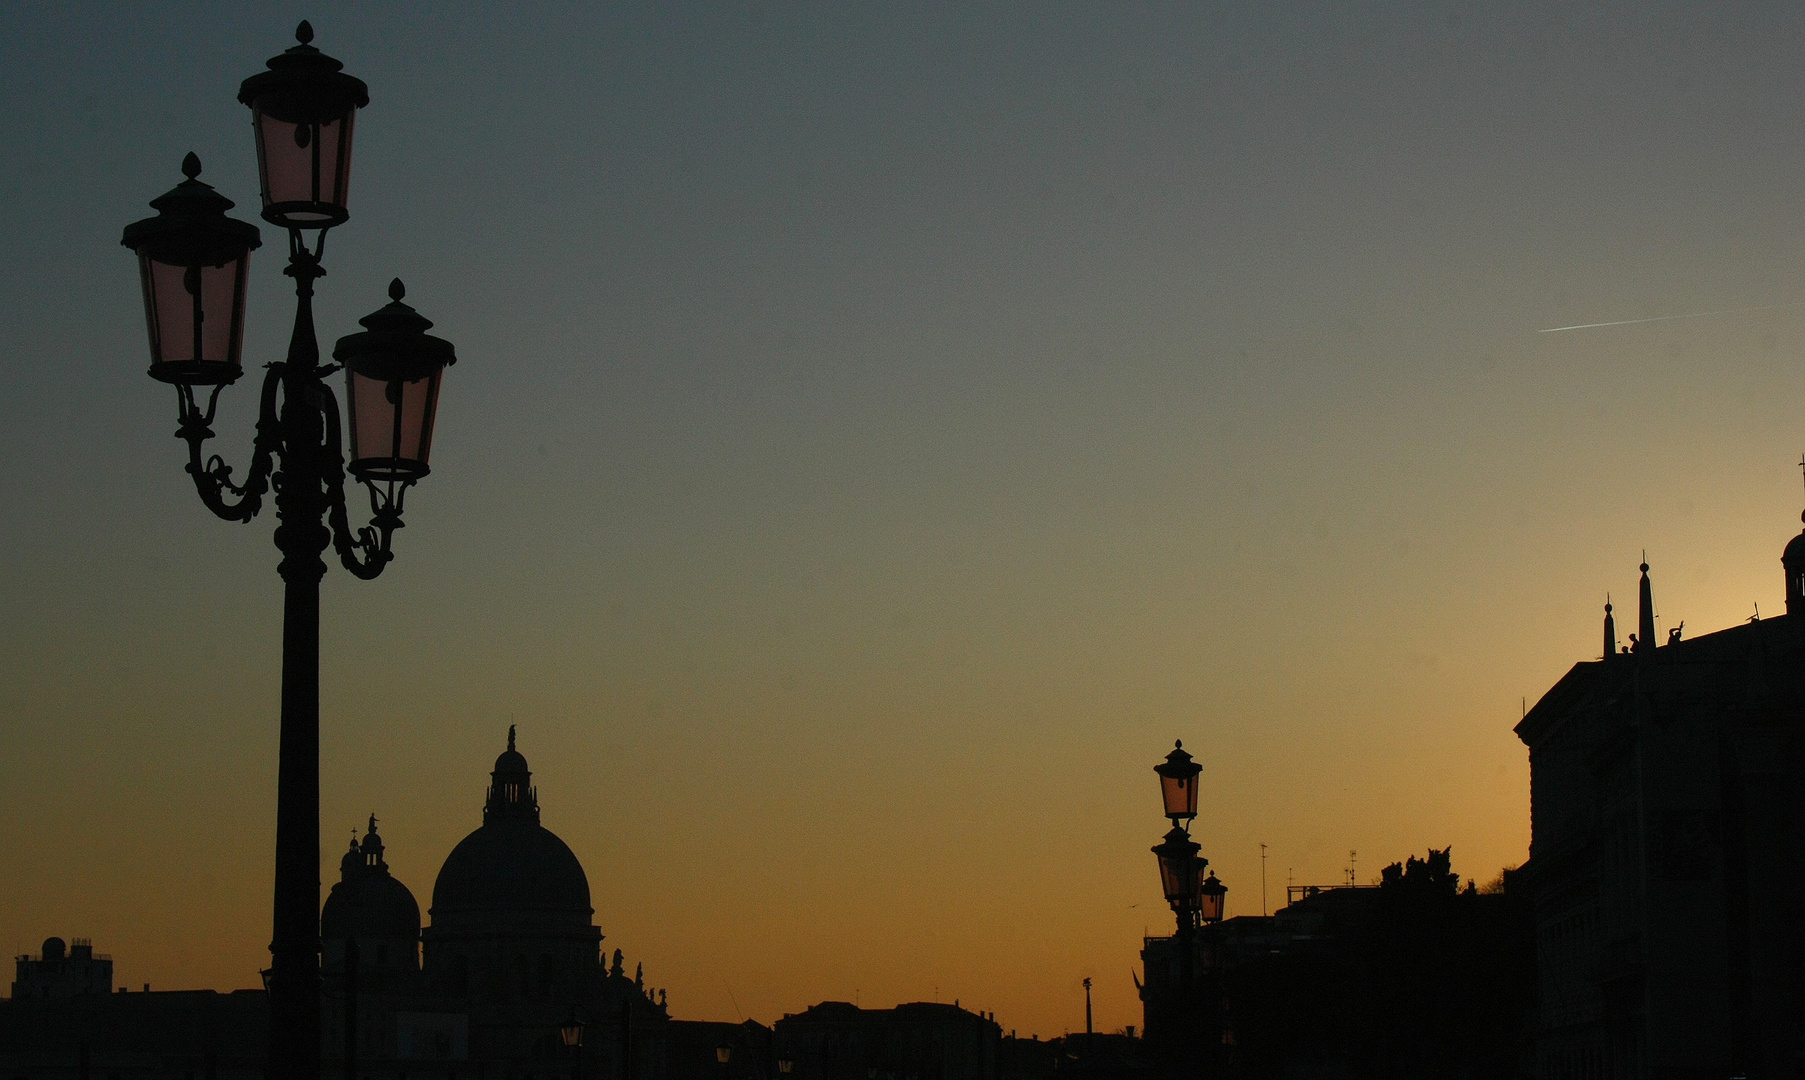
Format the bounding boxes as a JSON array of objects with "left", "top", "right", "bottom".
[
  {"left": 347, "top": 369, "right": 443, "bottom": 477},
  {"left": 1160, "top": 775, "right": 1197, "bottom": 820},
  {"left": 253, "top": 107, "right": 355, "bottom": 223},
  {"left": 1158, "top": 856, "right": 1186, "bottom": 903},
  {"left": 142, "top": 254, "right": 248, "bottom": 378}
]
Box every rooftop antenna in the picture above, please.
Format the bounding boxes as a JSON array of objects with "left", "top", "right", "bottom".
[
  {"left": 1348, "top": 850, "right": 1358, "bottom": 886},
  {"left": 1260, "top": 843, "right": 1269, "bottom": 916}
]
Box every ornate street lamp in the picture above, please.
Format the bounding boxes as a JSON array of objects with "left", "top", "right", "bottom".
[
  {"left": 1154, "top": 740, "right": 1200, "bottom": 827},
  {"left": 1152, "top": 825, "right": 1204, "bottom": 990},
  {"left": 120, "top": 23, "right": 455, "bottom": 1080}
]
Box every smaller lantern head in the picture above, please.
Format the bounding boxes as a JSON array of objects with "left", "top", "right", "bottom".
[
  {"left": 717, "top": 1048, "right": 733, "bottom": 1065},
  {"left": 1198, "top": 870, "right": 1226, "bottom": 924},
  {"left": 559, "top": 1009, "right": 584, "bottom": 1048},
  {"left": 778, "top": 1062, "right": 795, "bottom": 1075},
  {"left": 237, "top": 22, "right": 369, "bottom": 229},
  {"left": 1154, "top": 740, "right": 1201, "bottom": 824},
  {"left": 1152, "top": 826, "right": 1202, "bottom": 913},
  {"left": 333, "top": 279, "right": 456, "bottom": 482},
  {"left": 121, "top": 153, "right": 263, "bottom": 386}
]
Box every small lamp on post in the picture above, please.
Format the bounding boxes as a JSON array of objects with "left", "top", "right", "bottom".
[
  {"left": 237, "top": 20, "right": 367, "bottom": 229},
  {"left": 332, "top": 279, "right": 456, "bottom": 552},
  {"left": 121, "top": 154, "right": 262, "bottom": 390},
  {"left": 1154, "top": 740, "right": 1201, "bottom": 828},
  {"left": 561, "top": 1009, "right": 585, "bottom": 1080},
  {"left": 1152, "top": 827, "right": 1203, "bottom": 929},
  {"left": 1153, "top": 825, "right": 1203, "bottom": 990},
  {"left": 1198, "top": 870, "right": 1227, "bottom": 925}
]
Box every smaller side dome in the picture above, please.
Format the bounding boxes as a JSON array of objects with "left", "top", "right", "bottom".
[
  {"left": 40, "top": 937, "right": 66, "bottom": 961},
  {"left": 321, "top": 814, "right": 421, "bottom": 946}
]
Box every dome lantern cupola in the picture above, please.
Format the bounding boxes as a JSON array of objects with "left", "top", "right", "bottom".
[{"left": 485, "top": 724, "right": 538, "bottom": 823}]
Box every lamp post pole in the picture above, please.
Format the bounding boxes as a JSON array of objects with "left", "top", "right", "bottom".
[{"left": 121, "top": 24, "right": 458, "bottom": 1080}]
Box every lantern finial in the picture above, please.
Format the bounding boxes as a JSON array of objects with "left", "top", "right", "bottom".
[
  {"left": 296, "top": 20, "right": 314, "bottom": 45},
  {"left": 389, "top": 277, "right": 406, "bottom": 302},
  {"left": 182, "top": 152, "right": 202, "bottom": 179}
]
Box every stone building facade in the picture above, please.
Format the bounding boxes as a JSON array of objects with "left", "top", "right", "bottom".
[{"left": 1516, "top": 532, "right": 1805, "bottom": 1077}]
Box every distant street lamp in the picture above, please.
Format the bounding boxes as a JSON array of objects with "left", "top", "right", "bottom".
[
  {"left": 1151, "top": 741, "right": 1225, "bottom": 991},
  {"left": 1152, "top": 826, "right": 1203, "bottom": 930},
  {"left": 1198, "top": 871, "right": 1227, "bottom": 925},
  {"left": 119, "top": 23, "right": 456, "bottom": 1080},
  {"left": 1154, "top": 741, "right": 1200, "bottom": 826},
  {"left": 563, "top": 1009, "right": 587, "bottom": 1080}
]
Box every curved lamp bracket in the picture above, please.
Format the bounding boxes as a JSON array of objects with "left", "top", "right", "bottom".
[
  {"left": 177, "top": 364, "right": 281, "bottom": 522},
  {"left": 320, "top": 380, "right": 404, "bottom": 580}
]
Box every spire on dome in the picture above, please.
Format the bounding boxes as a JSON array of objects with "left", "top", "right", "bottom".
[
  {"left": 508, "top": 724, "right": 516, "bottom": 752},
  {"left": 1603, "top": 595, "right": 1616, "bottom": 658},
  {"left": 1636, "top": 555, "right": 1656, "bottom": 658}
]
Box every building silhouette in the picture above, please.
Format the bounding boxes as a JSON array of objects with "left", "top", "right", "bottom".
[
  {"left": 1516, "top": 526, "right": 1805, "bottom": 1075},
  {"left": 1137, "top": 864, "right": 1532, "bottom": 1078},
  {"left": 1, "top": 728, "right": 672, "bottom": 1078},
  {"left": 12, "top": 938, "right": 112, "bottom": 1001},
  {"left": 773, "top": 1001, "right": 1001, "bottom": 1080}
]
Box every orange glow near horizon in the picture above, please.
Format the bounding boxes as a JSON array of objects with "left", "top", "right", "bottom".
[{"left": 9, "top": 1, "right": 1805, "bottom": 1042}]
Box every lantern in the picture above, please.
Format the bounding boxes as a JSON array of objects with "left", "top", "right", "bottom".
[
  {"left": 120, "top": 154, "right": 262, "bottom": 385},
  {"left": 237, "top": 22, "right": 369, "bottom": 229},
  {"left": 1151, "top": 827, "right": 1202, "bottom": 913},
  {"left": 717, "top": 1048, "right": 733, "bottom": 1065},
  {"left": 560, "top": 1009, "right": 584, "bottom": 1048},
  {"left": 1154, "top": 740, "right": 1201, "bottom": 824},
  {"left": 333, "top": 280, "right": 456, "bottom": 481},
  {"left": 1198, "top": 870, "right": 1226, "bottom": 924}
]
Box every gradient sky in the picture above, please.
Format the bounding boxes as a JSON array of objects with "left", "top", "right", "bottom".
[{"left": 6, "top": 0, "right": 1805, "bottom": 1039}]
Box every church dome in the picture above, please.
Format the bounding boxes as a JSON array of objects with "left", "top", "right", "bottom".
[
  {"left": 429, "top": 727, "right": 593, "bottom": 925},
  {"left": 321, "top": 816, "right": 421, "bottom": 943},
  {"left": 432, "top": 818, "right": 592, "bottom": 916},
  {"left": 1784, "top": 526, "right": 1805, "bottom": 568}
]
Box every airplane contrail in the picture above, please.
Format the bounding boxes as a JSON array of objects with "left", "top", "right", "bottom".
[{"left": 1539, "top": 302, "right": 1796, "bottom": 333}]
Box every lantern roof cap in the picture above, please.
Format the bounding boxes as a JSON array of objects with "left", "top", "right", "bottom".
[
  {"left": 1154, "top": 739, "right": 1199, "bottom": 780},
  {"left": 332, "top": 279, "right": 456, "bottom": 382},
  {"left": 238, "top": 22, "right": 369, "bottom": 114},
  {"left": 1151, "top": 825, "right": 1200, "bottom": 860},
  {"left": 121, "top": 154, "right": 262, "bottom": 264}
]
